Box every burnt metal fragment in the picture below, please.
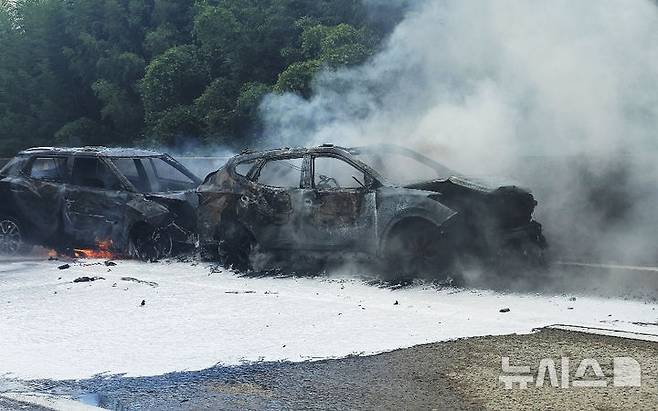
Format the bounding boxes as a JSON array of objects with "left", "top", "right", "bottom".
[{"left": 73, "top": 276, "right": 105, "bottom": 283}]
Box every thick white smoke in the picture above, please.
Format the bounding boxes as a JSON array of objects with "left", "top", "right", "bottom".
[{"left": 259, "top": 0, "right": 658, "bottom": 266}]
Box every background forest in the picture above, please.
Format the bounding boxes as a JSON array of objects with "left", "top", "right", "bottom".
[{"left": 0, "top": 0, "right": 405, "bottom": 155}]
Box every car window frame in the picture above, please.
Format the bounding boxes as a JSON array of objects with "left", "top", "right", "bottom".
[
  {"left": 161, "top": 154, "right": 201, "bottom": 185},
  {"left": 110, "top": 157, "right": 153, "bottom": 193},
  {"left": 26, "top": 155, "right": 70, "bottom": 184},
  {"left": 69, "top": 155, "right": 132, "bottom": 192},
  {"left": 141, "top": 156, "right": 199, "bottom": 193},
  {"left": 0, "top": 156, "right": 30, "bottom": 177},
  {"left": 232, "top": 159, "right": 260, "bottom": 180},
  {"left": 310, "top": 153, "right": 373, "bottom": 191},
  {"left": 252, "top": 155, "right": 306, "bottom": 190}
]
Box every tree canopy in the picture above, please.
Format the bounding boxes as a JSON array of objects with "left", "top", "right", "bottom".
[{"left": 0, "top": 0, "right": 404, "bottom": 155}]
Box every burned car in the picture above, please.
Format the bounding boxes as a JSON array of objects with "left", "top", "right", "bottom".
[
  {"left": 0, "top": 147, "right": 200, "bottom": 259},
  {"left": 197, "top": 144, "right": 546, "bottom": 279}
]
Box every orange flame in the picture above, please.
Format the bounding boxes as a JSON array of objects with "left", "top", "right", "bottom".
[{"left": 73, "top": 239, "right": 117, "bottom": 259}]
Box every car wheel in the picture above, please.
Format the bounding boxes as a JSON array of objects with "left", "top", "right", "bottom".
[
  {"left": 0, "top": 216, "right": 27, "bottom": 256},
  {"left": 128, "top": 225, "right": 173, "bottom": 262},
  {"left": 382, "top": 219, "right": 459, "bottom": 284},
  {"left": 216, "top": 221, "right": 256, "bottom": 272}
]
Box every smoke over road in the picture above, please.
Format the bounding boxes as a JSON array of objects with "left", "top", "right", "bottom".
[{"left": 258, "top": 0, "right": 658, "bottom": 268}]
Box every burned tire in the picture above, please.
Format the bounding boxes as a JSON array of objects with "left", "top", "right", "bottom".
[
  {"left": 216, "top": 220, "right": 256, "bottom": 272},
  {"left": 128, "top": 224, "right": 173, "bottom": 262},
  {"left": 382, "top": 219, "right": 459, "bottom": 284},
  {"left": 0, "top": 216, "right": 28, "bottom": 256}
]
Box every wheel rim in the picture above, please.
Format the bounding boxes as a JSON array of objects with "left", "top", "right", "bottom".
[{"left": 0, "top": 219, "right": 23, "bottom": 255}]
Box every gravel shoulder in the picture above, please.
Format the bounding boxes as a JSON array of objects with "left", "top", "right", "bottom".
[{"left": 17, "top": 328, "right": 656, "bottom": 410}]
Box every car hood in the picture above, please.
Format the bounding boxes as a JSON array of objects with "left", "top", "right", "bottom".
[
  {"left": 405, "top": 175, "right": 526, "bottom": 193},
  {"left": 404, "top": 176, "right": 537, "bottom": 229}
]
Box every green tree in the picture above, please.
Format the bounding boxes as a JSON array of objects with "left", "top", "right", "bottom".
[
  {"left": 0, "top": 0, "right": 401, "bottom": 155},
  {"left": 275, "top": 21, "right": 374, "bottom": 96},
  {"left": 141, "top": 45, "right": 209, "bottom": 140}
]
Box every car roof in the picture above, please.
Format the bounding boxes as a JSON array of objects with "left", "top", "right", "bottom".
[
  {"left": 231, "top": 144, "right": 354, "bottom": 162},
  {"left": 18, "top": 146, "right": 163, "bottom": 158}
]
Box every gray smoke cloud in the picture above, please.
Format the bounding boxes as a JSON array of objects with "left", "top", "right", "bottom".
[{"left": 258, "top": 0, "right": 658, "bottom": 268}]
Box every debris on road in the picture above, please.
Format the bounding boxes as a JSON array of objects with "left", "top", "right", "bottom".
[
  {"left": 121, "top": 277, "right": 158, "bottom": 288},
  {"left": 499, "top": 308, "right": 510, "bottom": 313},
  {"left": 57, "top": 264, "right": 70, "bottom": 270},
  {"left": 73, "top": 276, "right": 105, "bottom": 283}
]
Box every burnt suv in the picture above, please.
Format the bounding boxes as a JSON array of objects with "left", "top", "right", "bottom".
[
  {"left": 197, "top": 144, "right": 547, "bottom": 279},
  {"left": 0, "top": 147, "right": 200, "bottom": 259}
]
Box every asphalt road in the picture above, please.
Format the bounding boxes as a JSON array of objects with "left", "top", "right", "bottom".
[{"left": 8, "top": 328, "right": 654, "bottom": 410}]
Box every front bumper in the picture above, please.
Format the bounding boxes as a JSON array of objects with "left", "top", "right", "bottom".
[{"left": 502, "top": 220, "right": 547, "bottom": 248}]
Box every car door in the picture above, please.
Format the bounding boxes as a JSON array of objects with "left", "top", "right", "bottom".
[
  {"left": 236, "top": 155, "right": 307, "bottom": 250},
  {"left": 300, "top": 155, "right": 377, "bottom": 251},
  {"left": 11, "top": 156, "right": 69, "bottom": 241},
  {"left": 63, "top": 156, "right": 132, "bottom": 247}
]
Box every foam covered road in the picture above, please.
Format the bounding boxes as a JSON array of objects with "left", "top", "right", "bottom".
[{"left": 1, "top": 258, "right": 657, "bottom": 382}]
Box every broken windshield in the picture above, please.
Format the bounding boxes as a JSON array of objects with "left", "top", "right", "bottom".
[{"left": 111, "top": 156, "right": 198, "bottom": 193}]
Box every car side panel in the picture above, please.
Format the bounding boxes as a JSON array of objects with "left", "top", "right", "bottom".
[
  {"left": 62, "top": 185, "right": 132, "bottom": 249},
  {"left": 0, "top": 173, "right": 66, "bottom": 243},
  {"left": 375, "top": 187, "right": 458, "bottom": 255},
  {"left": 299, "top": 188, "right": 378, "bottom": 251}
]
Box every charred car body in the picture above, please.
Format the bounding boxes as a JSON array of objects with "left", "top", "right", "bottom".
[
  {"left": 197, "top": 144, "right": 546, "bottom": 279},
  {"left": 0, "top": 147, "right": 200, "bottom": 259}
]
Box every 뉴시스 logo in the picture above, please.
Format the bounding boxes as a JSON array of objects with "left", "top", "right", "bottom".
[{"left": 499, "top": 356, "right": 641, "bottom": 389}]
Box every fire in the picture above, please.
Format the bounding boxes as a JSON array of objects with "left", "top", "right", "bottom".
[{"left": 73, "top": 239, "right": 117, "bottom": 259}]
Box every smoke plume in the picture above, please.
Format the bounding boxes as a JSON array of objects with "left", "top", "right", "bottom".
[{"left": 258, "top": 0, "right": 658, "bottom": 268}]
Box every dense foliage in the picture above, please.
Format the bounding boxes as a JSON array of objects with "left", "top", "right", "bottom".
[{"left": 0, "top": 0, "right": 403, "bottom": 155}]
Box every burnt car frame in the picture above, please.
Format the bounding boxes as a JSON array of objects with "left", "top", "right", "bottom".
[
  {"left": 0, "top": 147, "right": 200, "bottom": 259},
  {"left": 197, "top": 144, "right": 546, "bottom": 279}
]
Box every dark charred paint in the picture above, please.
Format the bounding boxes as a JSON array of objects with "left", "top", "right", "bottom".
[
  {"left": 197, "top": 145, "right": 547, "bottom": 276},
  {"left": 0, "top": 147, "right": 200, "bottom": 259}
]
